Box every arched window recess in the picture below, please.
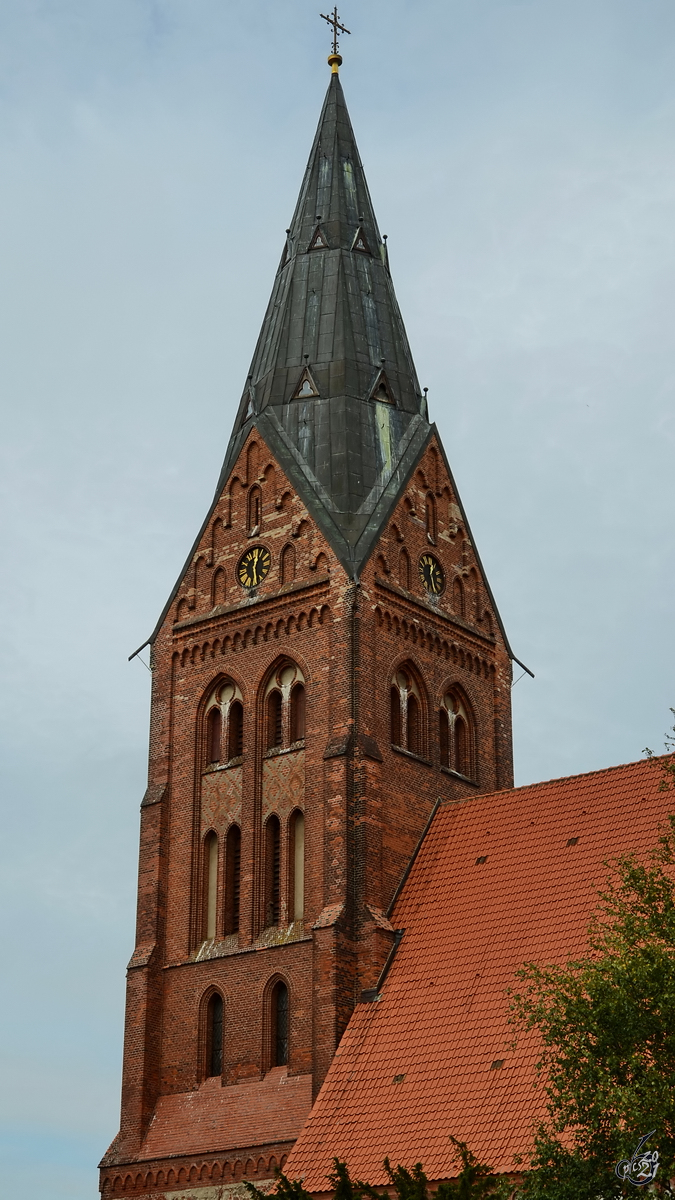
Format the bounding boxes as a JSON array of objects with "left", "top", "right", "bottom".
[
  {"left": 267, "top": 979, "right": 290, "bottom": 1069},
  {"left": 264, "top": 815, "right": 281, "bottom": 928},
  {"left": 204, "top": 679, "right": 245, "bottom": 768},
  {"left": 204, "top": 991, "right": 224, "bottom": 1079},
  {"left": 202, "top": 831, "right": 219, "bottom": 943},
  {"left": 288, "top": 810, "right": 305, "bottom": 924},
  {"left": 263, "top": 662, "right": 306, "bottom": 756},
  {"left": 390, "top": 666, "right": 427, "bottom": 760},
  {"left": 439, "top": 689, "right": 476, "bottom": 782},
  {"left": 224, "top": 824, "right": 241, "bottom": 936}
]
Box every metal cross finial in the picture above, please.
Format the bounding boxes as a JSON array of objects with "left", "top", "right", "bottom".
[{"left": 320, "top": 7, "right": 350, "bottom": 56}]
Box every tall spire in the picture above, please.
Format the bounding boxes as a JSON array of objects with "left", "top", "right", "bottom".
[{"left": 218, "top": 69, "right": 432, "bottom": 577}]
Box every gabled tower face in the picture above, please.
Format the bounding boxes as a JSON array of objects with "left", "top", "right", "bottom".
[{"left": 101, "top": 64, "right": 514, "bottom": 1200}]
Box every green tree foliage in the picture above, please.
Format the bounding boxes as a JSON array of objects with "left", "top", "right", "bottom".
[
  {"left": 244, "top": 1142, "right": 499, "bottom": 1200},
  {"left": 509, "top": 810, "right": 675, "bottom": 1200},
  {"left": 645, "top": 711, "right": 675, "bottom": 791}
]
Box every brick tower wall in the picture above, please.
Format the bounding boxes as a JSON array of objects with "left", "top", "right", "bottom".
[{"left": 100, "top": 431, "right": 513, "bottom": 1200}]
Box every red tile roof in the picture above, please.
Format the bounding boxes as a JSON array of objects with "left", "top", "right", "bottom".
[
  {"left": 140, "top": 1069, "right": 312, "bottom": 1160},
  {"left": 285, "top": 758, "right": 674, "bottom": 1191}
]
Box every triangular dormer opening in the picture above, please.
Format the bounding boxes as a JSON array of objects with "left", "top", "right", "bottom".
[
  {"left": 239, "top": 380, "right": 256, "bottom": 425},
  {"left": 352, "top": 225, "right": 371, "bottom": 255},
  {"left": 292, "top": 366, "right": 320, "bottom": 400},
  {"left": 370, "top": 369, "right": 395, "bottom": 405},
  {"left": 308, "top": 224, "right": 329, "bottom": 252}
]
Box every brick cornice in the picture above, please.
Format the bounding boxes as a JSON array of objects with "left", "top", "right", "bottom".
[{"left": 173, "top": 576, "right": 330, "bottom": 638}]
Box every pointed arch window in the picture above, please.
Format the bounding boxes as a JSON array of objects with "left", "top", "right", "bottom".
[
  {"left": 290, "top": 684, "right": 305, "bottom": 743},
  {"left": 270, "top": 981, "right": 289, "bottom": 1067},
  {"left": 390, "top": 685, "right": 402, "bottom": 746},
  {"left": 407, "top": 693, "right": 421, "bottom": 755},
  {"left": 289, "top": 810, "right": 304, "bottom": 923},
  {"left": 203, "top": 832, "right": 219, "bottom": 941},
  {"left": 263, "top": 662, "right": 306, "bottom": 754},
  {"left": 228, "top": 701, "right": 244, "bottom": 760},
  {"left": 266, "top": 690, "right": 283, "bottom": 751},
  {"left": 439, "top": 690, "right": 475, "bottom": 781},
  {"left": 206, "top": 992, "right": 223, "bottom": 1077},
  {"left": 264, "top": 815, "right": 281, "bottom": 927},
  {"left": 224, "top": 824, "right": 241, "bottom": 935},
  {"left": 207, "top": 708, "right": 222, "bottom": 764},
  {"left": 452, "top": 576, "right": 465, "bottom": 619},
  {"left": 204, "top": 680, "right": 245, "bottom": 768},
  {"left": 390, "top": 667, "right": 427, "bottom": 758}
]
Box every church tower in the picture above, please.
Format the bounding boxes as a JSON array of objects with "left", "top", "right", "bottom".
[{"left": 100, "top": 52, "right": 518, "bottom": 1200}]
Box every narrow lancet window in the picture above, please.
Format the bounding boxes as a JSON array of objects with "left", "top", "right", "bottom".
[
  {"left": 264, "top": 815, "right": 281, "bottom": 927},
  {"left": 267, "top": 691, "right": 283, "bottom": 751},
  {"left": 439, "top": 708, "right": 450, "bottom": 768},
  {"left": 204, "top": 832, "right": 218, "bottom": 941},
  {"left": 455, "top": 716, "right": 468, "bottom": 777},
  {"left": 390, "top": 667, "right": 426, "bottom": 756},
  {"left": 440, "top": 690, "right": 474, "bottom": 780},
  {"left": 407, "top": 693, "right": 420, "bottom": 755},
  {"left": 289, "top": 811, "right": 304, "bottom": 922},
  {"left": 206, "top": 993, "right": 223, "bottom": 1077},
  {"left": 207, "top": 708, "right": 222, "bottom": 764},
  {"left": 290, "top": 684, "right": 305, "bottom": 742},
  {"left": 391, "top": 685, "right": 402, "bottom": 747},
  {"left": 224, "top": 825, "right": 241, "bottom": 935},
  {"left": 228, "top": 700, "right": 244, "bottom": 759},
  {"left": 271, "top": 982, "right": 289, "bottom": 1067}
]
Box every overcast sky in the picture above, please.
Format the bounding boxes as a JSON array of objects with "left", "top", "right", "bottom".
[{"left": 1, "top": 2, "right": 674, "bottom": 1196}]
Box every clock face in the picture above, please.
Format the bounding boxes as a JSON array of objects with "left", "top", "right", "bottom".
[
  {"left": 237, "top": 545, "right": 271, "bottom": 589},
  {"left": 418, "top": 553, "right": 445, "bottom": 596}
]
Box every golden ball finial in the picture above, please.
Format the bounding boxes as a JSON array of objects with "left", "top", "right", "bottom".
[{"left": 328, "top": 52, "right": 342, "bottom": 74}]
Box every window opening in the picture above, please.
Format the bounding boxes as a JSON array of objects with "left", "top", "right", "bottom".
[
  {"left": 224, "top": 825, "right": 241, "bottom": 934},
  {"left": 228, "top": 701, "right": 244, "bottom": 759},
  {"left": 204, "top": 832, "right": 218, "bottom": 941},
  {"left": 390, "top": 685, "right": 402, "bottom": 747},
  {"left": 390, "top": 668, "right": 425, "bottom": 755},
  {"left": 265, "top": 816, "right": 281, "bottom": 927},
  {"left": 266, "top": 691, "right": 283, "bottom": 750},
  {"left": 290, "top": 684, "right": 306, "bottom": 742},
  {"left": 407, "top": 693, "right": 420, "bottom": 755},
  {"left": 455, "top": 716, "right": 468, "bottom": 777},
  {"left": 440, "top": 691, "right": 474, "bottom": 779},
  {"left": 206, "top": 993, "right": 223, "bottom": 1077},
  {"left": 289, "top": 811, "right": 304, "bottom": 922},
  {"left": 439, "top": 708, "right": 449, "bottom": 768},
  {"left": 207, "top": 708, "right": 222, "bottom": 764},
  {"left": 271, "top": 982, "right": 289, "bottom": 1067}
]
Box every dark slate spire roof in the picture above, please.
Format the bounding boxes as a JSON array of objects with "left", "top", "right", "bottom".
[
  {"left": 218, "top": 71, "right": 432, "bottom": 577},
  {"left": 131, "top": 69, "right": 529, "bottom": 671}
]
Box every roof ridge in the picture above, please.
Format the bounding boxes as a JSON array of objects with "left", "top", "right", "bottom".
[{"left": 466, "top": 754, "right": 663, "bottom": 805}]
